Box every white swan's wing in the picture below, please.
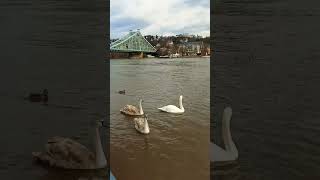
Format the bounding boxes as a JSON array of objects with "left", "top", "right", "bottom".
[
  {"left": 210, "top": 142, "right": 237, "bottom": 162},
  {"left": 158, "top": 105, "right": 182, "bottom": 113}
]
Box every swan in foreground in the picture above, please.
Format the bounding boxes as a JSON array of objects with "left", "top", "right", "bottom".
[
  {"left": 120, "top": 99, "right": 144, "bottom": 116},
  {"left": 210, "top": 107, "right": 238, "bottom": 162},
  {"left": 32, "top": 120, "right": 107, "bottom": 169},
  {"left": 133, "top": 114, "right": 150, "bottom": 134},
  {"left": 158, "top": 95, "right": 184, "bottom": 113}
]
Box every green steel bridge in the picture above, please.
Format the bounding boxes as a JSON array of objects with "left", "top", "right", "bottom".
[{"left": 110, "top": 30, "right": 156, "bottom": 53}]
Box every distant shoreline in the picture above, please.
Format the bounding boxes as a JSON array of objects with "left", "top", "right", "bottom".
[{"left": 110, "top": 56, "right": 210, "bottom": 60}]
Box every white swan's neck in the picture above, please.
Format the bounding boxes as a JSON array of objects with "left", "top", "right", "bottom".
[
  {"left": 179, "top": 96, "right": 184, "bottom": 111},
  {"left": 139, "top": 100, "right": 144, "bottom": 115},
  {"left": 222, "top": 107, "right": 238, "bottom": 159},
  {"left": 95, "top": 127, "right": 107, "bottom": 168}
]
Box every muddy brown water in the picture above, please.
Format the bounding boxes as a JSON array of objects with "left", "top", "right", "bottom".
[{"left": 110, "top": 58, "right": 210, "bottom": 180}]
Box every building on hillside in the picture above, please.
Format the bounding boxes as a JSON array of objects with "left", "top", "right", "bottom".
[
  {"left": 166, "top": 40, "right": 174, "bottom": 47},
  {"left": 176, "top": 33, "right": 196, "bottom": 38},
  {"left": 178, "top": 41, "right": 204, "bottom": 56}
]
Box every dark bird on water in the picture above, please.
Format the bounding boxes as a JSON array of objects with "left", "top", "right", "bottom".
[
  {"left": 118, "top": 90, "right": 125, "bottom": 95},
  {"left": 27, "top": 89, "right": 48, "bottom": 103}
]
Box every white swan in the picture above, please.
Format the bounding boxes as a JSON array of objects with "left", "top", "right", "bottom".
[
  {"left": 32, "top": 120, "right": 107, "bottom": 169},
  {"left": 133, "top": 114, "right": 150, "bottom": 134},
  {"left": 120, "top": 99, "right": 144, "bottom": 116},
  {"left": 158, "top": 95, "right": 184, "bottom": 113},
  {"left": 210, "top": 107, "right": 238, "bottom": 162}
]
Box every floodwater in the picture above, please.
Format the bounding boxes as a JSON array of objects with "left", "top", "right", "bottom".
[
  {"left": 0, "top": 0, "right": 108, "bottom": 179},
  {"left": 213, "top": 0, "right": 320, "bottom": 179},
  {"left": 110, "top": 58, "right": 210, "bottom": 180}
]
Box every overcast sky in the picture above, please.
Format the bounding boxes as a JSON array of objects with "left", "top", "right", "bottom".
[{"left": 110, "top": 0, "right": 210, "bottom": 39}]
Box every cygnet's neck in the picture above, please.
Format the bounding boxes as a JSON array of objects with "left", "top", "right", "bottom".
[
  {"left": 139, "top": 100, "right": 144, "bottom": 114},
  {"left": 144, "top": 117, "right": 149, "bottom": 133}
]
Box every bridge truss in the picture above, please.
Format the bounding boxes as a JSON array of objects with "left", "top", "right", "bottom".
[{"left": 110, "top": 30, "right": 156, "bottom": 53}]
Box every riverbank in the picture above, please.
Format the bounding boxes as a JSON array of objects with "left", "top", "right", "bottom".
[{"left": 109, "top": 55, "right": 210, "bottom": 59}]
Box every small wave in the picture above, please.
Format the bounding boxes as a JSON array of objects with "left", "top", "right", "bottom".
[{"left": 48, "top": 104, "right": 85, "bottom": 110}]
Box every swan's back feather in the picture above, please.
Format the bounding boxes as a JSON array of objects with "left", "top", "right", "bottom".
[
  {"left": 134, "top": 117, "right": 144, "bottom": 128},
  {"left": 120, "top": 105, "right": 141, "bottom": 115},
  {"left": 33, "top": 137, "right": 96, "bottom": 169},
  {"left": 134, "top": 117, "right": 149, "bottom": 134}
]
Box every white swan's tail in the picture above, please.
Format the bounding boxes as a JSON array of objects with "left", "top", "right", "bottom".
[{"left": 158, "top": 107, "right": 166, "bottom": 112}]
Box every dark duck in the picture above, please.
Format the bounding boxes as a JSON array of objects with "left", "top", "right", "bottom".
[
  {"left": 118, "top": 90, "right": 125, "bottom": 95},
  {"left": 27, "top": 89, "right": 48, "bottom": 103}
]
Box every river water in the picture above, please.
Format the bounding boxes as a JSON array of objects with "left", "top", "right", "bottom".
[
  {"left": 213, "top": 0, "right": 320, "bottom": 179},
  {"left": 110, "top": 57, "right": 210, "bottom": 180}
]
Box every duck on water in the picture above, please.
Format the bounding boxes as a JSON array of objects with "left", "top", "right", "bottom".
[
  {"left": 118, "top": 90, "right": 125, "bottom": 95},
  {"left": 26, "top": 89, "right": 48, "bottom": 103}
]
